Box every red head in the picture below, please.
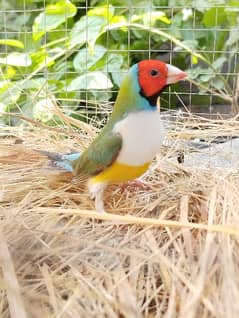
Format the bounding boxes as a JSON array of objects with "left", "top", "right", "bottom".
[{"left": 138, "top": 60, "right": 187, "bottom": 102}]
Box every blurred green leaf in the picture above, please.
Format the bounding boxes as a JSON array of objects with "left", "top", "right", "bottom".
[
  {"left": 0, "top": 66, "right": 16, "bottom": 80},
  {"left": 20, "top": 78, "right": 47, "bottom": 89},
  {"left": 33, "top": 0, "right": 77, "bottom": 41},
  {"left": 88, "top": 5, "right": 114, "bottom": 20},
  {"left": 0, "top": 39, "right": 24, "bottom": 48},
  {"left": 102, "top": 53, "right": 124, "bottom": 72},
  {"left": 131, "top": 11, "right": 171, "bottom": 25},
  {"left": 0, "top": 102, "right": 7, "bottom": 113},
  {"left": 73, "top": 45, "right": 107, "bottom": 72},
  {"left": 0, "top": 84, "right": 22, "bottom": 107},
  {"left": 110, "top": 15, "right": 127, "bottom": 25},
  {"left": 212, "top": 57, "right": 226, "bottom": 70},
  {"left": 0, "top": 53, "right": 31, "bottom": 67},
  {"left": 200, "top": 73, "right": 214, "bottom": 82},
  {"left": 193, "top": 0, "right": 225, "bottom": 12},
  {"left": 203, "top": 7, "right": 227, "bottom": 27},
  {"left": 212, "top": 78, "right": 224, "bottom": 90},
  {"left": 67, "top": 71, "right": 113, "bottom": 90},
  {"left": 187, "top": 67, "right": 214, "bottom": 81},
  {"left": 174, "top": 40, "right": 198, "bottom": 51},
  {"left": 70, "top": 15, "right": 106, "bottom": 47},
  {"left": 226, "top": 29, "right": 239, "bottom": 46}
]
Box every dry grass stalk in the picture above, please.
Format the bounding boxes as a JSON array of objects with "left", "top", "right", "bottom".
[
  {"left": 0, "top": 229, "right": 28, "bottom": 318},
  {"left": 0, "top": 110, "right": 239, "bottom": 317}
]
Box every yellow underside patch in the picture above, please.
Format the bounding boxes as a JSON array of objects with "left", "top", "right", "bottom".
[{"left": 90, "top": 161, "right": 150, "bottom": 184}]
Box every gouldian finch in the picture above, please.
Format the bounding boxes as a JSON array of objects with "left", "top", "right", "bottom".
[{"left": 46, "top": 60, "right": 187, "bottom": 212}]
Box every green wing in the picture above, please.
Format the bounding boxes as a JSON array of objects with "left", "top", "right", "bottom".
[{"left": 72, "top": 130, "right": 122, "bottom": 176}]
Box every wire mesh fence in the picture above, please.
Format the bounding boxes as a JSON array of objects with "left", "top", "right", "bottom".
[{"left": 0, "top": 0, "right": 238, "bottom": 126}]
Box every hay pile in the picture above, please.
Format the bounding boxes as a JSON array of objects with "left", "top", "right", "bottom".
[{"left": 0, "top": 111, "right": 239, "bottom": 318}]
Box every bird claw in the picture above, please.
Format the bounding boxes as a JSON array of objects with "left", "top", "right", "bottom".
[{"left": 120, "top": 179, "right": 149, "bottom": 192}]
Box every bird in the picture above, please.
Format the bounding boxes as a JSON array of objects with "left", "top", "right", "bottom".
[{"left": 44, "top": 59, "right": 187, "bottom": 212}]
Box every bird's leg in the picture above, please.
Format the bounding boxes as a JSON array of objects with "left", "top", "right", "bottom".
[
  {"left": 94, "top": 187, "right": 106, "bottom": 213},
  {"left": 88, "top": 180, "right": 107, "bottom": 213}
]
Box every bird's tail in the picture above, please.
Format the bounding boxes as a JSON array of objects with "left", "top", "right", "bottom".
[{"left": 38, "top": 150, "right": 81, "bottom": 172}]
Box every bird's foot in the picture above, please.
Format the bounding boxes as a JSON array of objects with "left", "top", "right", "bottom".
[
  {"left": 120, "top": 179, "right": 149, "bottom": 192},
  {"left": 88, "top": 180, "right": 107, "bottom": 213}
]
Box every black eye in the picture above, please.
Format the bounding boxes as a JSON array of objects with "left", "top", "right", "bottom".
[{"left": 150, "top": 69, "right": 159, "bottom": 77}]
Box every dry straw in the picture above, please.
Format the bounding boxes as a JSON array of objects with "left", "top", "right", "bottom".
[{"left": 0, "top": 108, "right": 239, "bottom": 317}]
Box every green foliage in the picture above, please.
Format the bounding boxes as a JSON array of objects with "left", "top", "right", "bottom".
[
  {"left": 0, "top": 0, "right": 238, "bottom": 125},
  {"left": 33, "top": 0, "right": 77, "bottom": 41}
]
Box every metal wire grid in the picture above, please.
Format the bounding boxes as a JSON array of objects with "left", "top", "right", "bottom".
[{"left": 0, "top": 1, "right": 238, "bottom": 121}]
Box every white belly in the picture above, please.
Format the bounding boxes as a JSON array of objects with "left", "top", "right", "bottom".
[{"left": 113, "top": 111, "right": 165, "bottom": 166}]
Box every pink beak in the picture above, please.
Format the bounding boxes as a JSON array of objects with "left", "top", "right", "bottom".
[{"left": 166, "top": 64, "right": 187, "bottom": 84}]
